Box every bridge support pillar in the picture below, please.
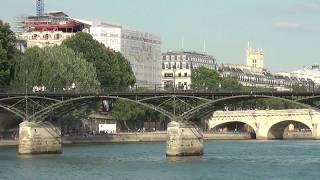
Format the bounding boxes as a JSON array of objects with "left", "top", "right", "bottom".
[
  {"left": 256, "top": 130, "right": 269, "bottom": 140},
  {"left": 312, "top": 122, "right": 320, "bottom": 140},
  {"left": 166, "top": 121, "right": 203, "bottom": 156},
  {"left": 18, "top": 121, "right": 62, "bottom": 154}
]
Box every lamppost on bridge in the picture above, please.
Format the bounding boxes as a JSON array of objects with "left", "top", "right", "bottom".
[
  {"left": 25, "top": 70, "right": 29, "bottom": 121},
  {"left": 172, "top": 65, "right": 176, "bottom": 93},
  {"left": 173, "top": 64, "right": 176, "bottom": 116}
]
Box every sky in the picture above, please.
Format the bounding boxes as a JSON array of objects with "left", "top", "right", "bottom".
[{"left": 1, "top": 0, "right": 320, "bottom": 72}]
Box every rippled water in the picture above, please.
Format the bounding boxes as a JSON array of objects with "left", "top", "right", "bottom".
[{"left": 1, "top": 140, "right": 320, "bottom": 180}]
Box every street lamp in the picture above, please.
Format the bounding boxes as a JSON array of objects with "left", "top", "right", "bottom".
[
  {"left": 173, "top": 67, "right": 176, "bottom": 93},
  {"left": 173, "top": 65, "right": 177, "bottom": 116},
  {"left": 25, "top": 70, "right": 28, "bottom": 121}
]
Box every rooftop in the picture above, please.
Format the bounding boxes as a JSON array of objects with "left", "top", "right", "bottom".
[{"left": 163, "top": 50, "right": 212, "bottom": 57}]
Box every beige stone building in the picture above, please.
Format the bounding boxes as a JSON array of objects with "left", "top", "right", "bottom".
[{"left": 246, "top": 42, "right": 264, "bottom": 69}]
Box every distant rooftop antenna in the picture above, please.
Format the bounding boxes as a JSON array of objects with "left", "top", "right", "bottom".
[
  {"left": 36, "top": 0, "right": 45, "bottom": 17},
  {"left": 181, "top": 36, "right": 184, "bottom": 50},
  {"left": 247, "top": 41, "right": 250, "bottom": 49},
  {"left": 203, "top": 40, "right": 206, "bottom": 53}
]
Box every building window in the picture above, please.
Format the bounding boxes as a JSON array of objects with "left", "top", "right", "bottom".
[
  {"left": 182, "top": 62, "right": 186, "bottom": 69},
  {"left": 178, "top": 73, "right": 181, "bottom": 77},
  {"left": 44, "top": 34, "right": 49, "bottom": 40},
  {"left": 164, "top": 73, "right": 173, "bottom": 77},
  {"left": 172, "top": 62, "right": 176, "bottom": 69},
  {"left": 32, "top": 34, "right": 38, "bottom": 40},
  {"left": 163, "top": 56, "right": 166, "bottom": 60},
  {"left": 184, "top": 73, "right": 187, "bottom": 77}
]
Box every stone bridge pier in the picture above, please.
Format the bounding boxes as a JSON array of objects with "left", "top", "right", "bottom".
[
  {"left": 166, "top": 121, "right": 203, "bottom": 156},
  {"left": 18, "top": 121, "right": 62, "bottom": 154}
]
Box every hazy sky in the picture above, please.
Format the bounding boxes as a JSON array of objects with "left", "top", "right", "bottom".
[{"left": 1, "top": 0, "right": 320, "bottom": 72}]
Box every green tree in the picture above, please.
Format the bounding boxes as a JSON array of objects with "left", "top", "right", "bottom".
[
  {"left": 234, "top": 98, "right": 302, "bottom": 110},
  {"left": 292, "top": 84, "right": 307, "bottom": 93},
  {"left": 63, "top": 32, "right": 135, "bottom": 88},
  {"left": 112, "top": 100, "right": 146, "bottom": 130},
  {"left": 112, "top": 100, "right": 168, "bottom": 130},
  {"left": 0, "top": 20, "right": 17, "bottom": 87},
  {"left": 191, "top": 67, "right": 221, "bottom": 90},
  {"left": 12, "top": 46, "right": 99, "bottom": 91},
  {"left": 220, "top": 76, "right": 242, "bottom": 91}
]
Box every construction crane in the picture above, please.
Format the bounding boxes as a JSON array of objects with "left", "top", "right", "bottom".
[{"left": 36, "top": 0, "right": 45, "bottom": 17}]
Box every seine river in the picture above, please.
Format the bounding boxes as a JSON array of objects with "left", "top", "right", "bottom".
[{"left": 1, "top": 140, "right": 320, "bottom": 180}]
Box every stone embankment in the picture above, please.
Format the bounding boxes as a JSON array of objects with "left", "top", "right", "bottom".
[{"left": 0, "top": 132, "right": 252, "bottom": 147}]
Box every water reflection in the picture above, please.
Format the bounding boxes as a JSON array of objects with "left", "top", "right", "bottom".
[
  {"left": 19, "top": 153, "right": 61, "bottom": 160},
  {"left": 166, "top": 156, "right": 202, "bottom": 163}
]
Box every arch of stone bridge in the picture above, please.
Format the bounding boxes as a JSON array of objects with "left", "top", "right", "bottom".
[
  {"left": 29, "top": 96, "right": 176, "bottom": 122},
  {"left": 209, "top": 119, "right": 257, "bottom": 134},
  {"left": 266, "top": 120, "right": 313, "bottom": 139},
  {"left": 179, "top": 95, "right": 319, "bottom": 121}
]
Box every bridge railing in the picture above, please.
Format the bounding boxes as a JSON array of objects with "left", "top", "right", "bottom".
[{"left": 0, "top": 84, "right": 320, "bottom": 95}]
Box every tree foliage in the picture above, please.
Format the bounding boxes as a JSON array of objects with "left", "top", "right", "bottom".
[
  {"left": 0, "top": 20, "right": 17, "bottom": 87},
  {"left": 220, "top": 76, "right": 242, "bottom": 91},
  {"left": 112, "top": 100, "right": 167, "bottom": 129},
  {"left": 191, "top": 67, "right": 221, "bottom": 89},
  {"left": 13, "top": 46, "right": 99, "bottom": 91},
  {"left": 63, "top": 32, "right": 135, "bottom": 88},
  {"left": 112, "top": 100, "right": 145, "bottom": 129},
  {"left": 233, "top": 98, "right": 302, "bottom": 110},
  {"left": 191, "top": 67, "right": 243, "bottom": 91}
]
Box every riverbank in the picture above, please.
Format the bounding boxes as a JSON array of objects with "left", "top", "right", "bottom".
[
  {"left": 0, "top": 132, "right": 252, "bottom": 147},
  {"left": 1, "top": 131, "right": 311, "bottom": 148}
]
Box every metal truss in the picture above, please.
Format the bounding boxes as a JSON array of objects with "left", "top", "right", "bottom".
[{"left": 0, "top": 93, "right": 319, "bottom": 123}]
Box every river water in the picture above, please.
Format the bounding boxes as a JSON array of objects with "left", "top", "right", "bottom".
[{"left": 1, "top": 140, "right": 320, "bottom": 180}]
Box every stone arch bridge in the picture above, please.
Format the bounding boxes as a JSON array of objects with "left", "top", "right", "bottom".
[{"left": 209, "top": 109, "right": 320, "bottom": 140}]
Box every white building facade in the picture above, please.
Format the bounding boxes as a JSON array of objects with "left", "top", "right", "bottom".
[
  {"left": 276, "top": 65, "right": 320, "bottom": 86},
  {"left": 90, "top": 22, "right": 162, "bottom": 86},
  {"left": 89, "top": 22, "right": 122, "bottom": 52},
  {"left": 161, "top": 51, "right": 217, "bottom": 89}
]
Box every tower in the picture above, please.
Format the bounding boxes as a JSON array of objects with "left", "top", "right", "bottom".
[
  {"left": 36, "top": 0, "right": 45, "bottom": 17},
  {"left": 246, "top": 42, "right": 264, "bottom": 69}
]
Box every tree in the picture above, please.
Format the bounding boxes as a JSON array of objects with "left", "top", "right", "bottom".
[
  {"left": 191, "top": 67, "right": 221, "bottom": 90},
  {"left": 220, "top": 76, "right": 242, "bottom": 91},
  {"left": 63, "top": 32, "right": 135, "bottom": 89},
  {"left": 112, "top": 100, "right": 146, "bottom": 130},
  {"left": 0, "top": 20, "right": 17, "bottom": 87},
  {"left": 12, "top": 45, "right": 99, "bottom": 91}
]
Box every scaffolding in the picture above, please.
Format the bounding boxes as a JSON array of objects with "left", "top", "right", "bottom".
[{"left": 36, "top": 0, "right": 45, "bottom": 17}]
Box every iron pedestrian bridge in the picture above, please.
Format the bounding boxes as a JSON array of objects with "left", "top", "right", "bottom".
[
  {"left": 0, "top": 91, "right": 319, "bottom": 122},
  {"left": 2, "top": 90, "right": 320, "bottom": 155}
]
